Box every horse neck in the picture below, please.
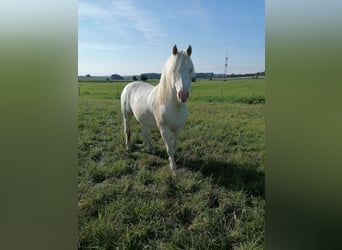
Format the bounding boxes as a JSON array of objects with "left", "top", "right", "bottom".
[{"left": 155, "top": 63, "right": 179, "bottom": 105}]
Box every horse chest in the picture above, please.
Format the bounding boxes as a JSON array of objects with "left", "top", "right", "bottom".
[{"left": 161, "top": 104, "right": 188, "bottom": 130}]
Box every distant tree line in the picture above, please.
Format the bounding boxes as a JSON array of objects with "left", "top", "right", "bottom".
[
  {"left": 228, "top": 71, "right": 265, "bottom": 78},
  {"left": 140, "top": 73, "right": 161, "bottom": 80},
  {"left": 79, "top": 71, "right": 265, "bottom": 82},
  {"left": 195, "top": 72, "right": 214, "bottom": 79},
  {"left": 137, "top": 71, "right": 265, "bottom": 80}
]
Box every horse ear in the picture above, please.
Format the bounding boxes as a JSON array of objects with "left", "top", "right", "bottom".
[
  {"left": 187, "top": 45, "right": 192, "bottom": 56},
  {"left": 173, "top": 45, "right": 178, "bottom": 55}
]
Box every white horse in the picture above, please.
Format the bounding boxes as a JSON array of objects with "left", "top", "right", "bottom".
[{"left": 120, "top": 45, "right": 194, "bottom": 170}]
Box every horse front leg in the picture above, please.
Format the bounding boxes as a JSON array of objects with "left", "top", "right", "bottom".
[
  {"left": 159, "top": 125, "right": 177, "bottom": 170},
  {"left": 141, "top": 125, "right": 154, "bottom": 154}
]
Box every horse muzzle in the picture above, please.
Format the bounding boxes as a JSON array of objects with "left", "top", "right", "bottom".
[{"left": 177, "top": 90, "right": 189, "bottom": 103}]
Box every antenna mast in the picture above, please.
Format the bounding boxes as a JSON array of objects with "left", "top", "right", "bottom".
[{"left": 224, "top": 50, "right": 228, "bottom": 81}]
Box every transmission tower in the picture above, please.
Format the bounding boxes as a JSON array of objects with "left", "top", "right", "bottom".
[{"left": 224, "top": 50, "right": 228, "bottom": 81}]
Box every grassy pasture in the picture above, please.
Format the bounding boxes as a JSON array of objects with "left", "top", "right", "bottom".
[{"left": 78, "top": 78, "right": 265, "bottom": 249}]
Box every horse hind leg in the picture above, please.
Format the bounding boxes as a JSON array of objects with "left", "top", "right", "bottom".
[{"left": 123, "top": 113, "right": 132, "bottom": 152}]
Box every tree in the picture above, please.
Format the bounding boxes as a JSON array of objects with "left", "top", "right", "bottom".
[
  {"left": 132, "top": 76, "right": 138, "bottom": 81},
  {"left": 111, "top": 74, "right": 123, "bottom": 80},
  {"left": 86, "top": 74, "right": 91, "bottom": 77},
  {"left": 140, "top": 74, "right": 148, "bottom": 81}
]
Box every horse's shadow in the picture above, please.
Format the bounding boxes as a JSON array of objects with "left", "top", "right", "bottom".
[
  {"left": 180, "top": 158, "right": 265, "bottom": 198},
  {"left": 130, "top": 140, "right": 264, "bottom": 198}
]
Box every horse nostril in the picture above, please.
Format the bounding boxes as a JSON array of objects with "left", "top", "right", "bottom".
[{"left": 177, "top": 90, "right": 189, "bottom": 102}]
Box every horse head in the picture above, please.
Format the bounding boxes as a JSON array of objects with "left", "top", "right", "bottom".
[{"left": 171, "top": 45, "right": 195, "bottom": 103}]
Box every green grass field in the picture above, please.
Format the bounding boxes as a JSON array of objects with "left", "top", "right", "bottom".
[{"left": 78, "top": 78, "right": 265, "bottom": 249}]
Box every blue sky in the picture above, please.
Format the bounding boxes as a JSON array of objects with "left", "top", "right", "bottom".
[{"left": 78, "top": 0, "right": 264, "bottom": 76}]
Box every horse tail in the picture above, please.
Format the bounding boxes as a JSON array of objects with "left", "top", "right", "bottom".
[
  {"left": 121, "top": 84, "right": 133, "bottom": 114},
  {"left": 120, "top": 84, "right": 133, "bottom": 151}
]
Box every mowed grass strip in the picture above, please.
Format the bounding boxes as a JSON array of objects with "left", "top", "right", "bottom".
[
  {"left": 78, "top": 79, "right": 265, "bottom": 249},
  {"left": 191, "top": 79, "right": 265, "bottom": 104}
]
